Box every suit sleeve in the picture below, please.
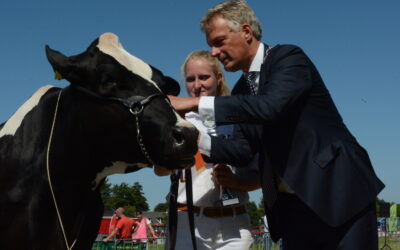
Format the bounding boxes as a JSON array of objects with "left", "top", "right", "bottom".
[
  {"left": 215, "top": 45, "right": 313, "bottom": 125},
  {"left": 209, "top": 123, "right": 257, "bottom": 166}
]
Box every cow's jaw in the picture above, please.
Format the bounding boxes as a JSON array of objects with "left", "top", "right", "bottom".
[{"left": 92, "top": 161, "right": 147, "bottom": 190}]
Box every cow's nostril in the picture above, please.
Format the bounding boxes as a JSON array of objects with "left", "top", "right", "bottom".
[
  {"left": 172, "top": 126, "right": 199, "bottom": 156},
  {"left": 172, "top": 127, "right": 185, "bottom": 146}
]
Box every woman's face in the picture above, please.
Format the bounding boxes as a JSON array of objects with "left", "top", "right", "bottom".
[{"left": 185, "top": 58, "right": 221, "bottom": 97}]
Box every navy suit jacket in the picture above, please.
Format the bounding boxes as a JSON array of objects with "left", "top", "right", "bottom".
[{"left": 208, "top": 44, "right": 384, "bottom": 238}]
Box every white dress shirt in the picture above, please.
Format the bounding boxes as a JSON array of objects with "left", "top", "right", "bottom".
[{"left": 198, "top": 43, "right": 264, "bottom": 156}]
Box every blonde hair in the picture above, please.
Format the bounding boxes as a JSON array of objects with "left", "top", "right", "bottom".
[
  {"left": 200, "top": 0, "right": 262, "bottom": 41},
  {"left": 181, "top": 50, "right": 230, "bottom": 97}
]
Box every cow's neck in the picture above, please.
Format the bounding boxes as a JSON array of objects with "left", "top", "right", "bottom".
[{"left": 41, "top": 88, "right": 103, "bottom": 245}]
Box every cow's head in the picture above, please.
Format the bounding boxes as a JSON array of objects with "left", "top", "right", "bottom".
[{"left": 45, "top": 33, "right": 198, "bottom": 172}]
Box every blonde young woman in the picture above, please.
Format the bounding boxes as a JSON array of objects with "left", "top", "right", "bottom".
[{"left": 156, "top": 51, "right": 259, "bottom": 250}]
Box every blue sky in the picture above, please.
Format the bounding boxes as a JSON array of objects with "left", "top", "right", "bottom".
[{"left": 1, "top": 0, "right": 399, "bottom": 210}]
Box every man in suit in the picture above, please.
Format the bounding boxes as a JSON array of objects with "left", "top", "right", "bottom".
[{"left": 169, "top": 0, "right": 384, "bottom": 249}]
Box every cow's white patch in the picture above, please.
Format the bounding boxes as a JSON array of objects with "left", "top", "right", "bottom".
[
  {"left": 92, "top": 161, "right": 147, "bottom": 190},
  {"left": 97, "top": 33, "right": 161, "bottom": 91},
  {"left": 0, "top": 85, "right": 54, "bottom": 138}
]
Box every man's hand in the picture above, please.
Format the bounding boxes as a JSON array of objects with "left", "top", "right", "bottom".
[
  {"left": 167, "top": 95, "right": 200, "bottom": 116},
  {"left": 211, "top": 164, "right": 237, "bottom": 188},
  {"left": 213, "top": 164, "right": 261, "bottom": 192}
]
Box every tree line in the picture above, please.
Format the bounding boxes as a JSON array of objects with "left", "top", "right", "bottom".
[{"left": 101, "top": 180, "right": 150, "bottom": 217}]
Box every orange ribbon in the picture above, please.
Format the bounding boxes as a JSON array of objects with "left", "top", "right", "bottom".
[{"left": 194, "top": 150, "right": 206, "bottom": 172}]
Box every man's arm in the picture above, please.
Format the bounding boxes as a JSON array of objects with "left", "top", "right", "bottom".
[
  {"left": 103, "top": 228, "right": 119, "bottom": 242},
  {"left": 208, "top": 123, "right": 256, "bottom": 166}
]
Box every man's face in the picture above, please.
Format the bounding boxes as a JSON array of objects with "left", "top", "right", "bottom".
[{"left": 206, "top": 15, "right": 251, "bottom": 72}]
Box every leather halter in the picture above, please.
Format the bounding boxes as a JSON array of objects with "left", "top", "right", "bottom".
[{"left": 70, "top": 85, "right": 165, "bottom": 165}]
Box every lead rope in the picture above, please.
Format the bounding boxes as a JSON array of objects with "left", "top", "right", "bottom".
[
  {"left": 167, "top": 169, "right": 197, "bottom": 250},
  {"left": 167, "top": 171, "right": 180, "bottom": 250},
  {"left": 46, "top": 89, "right": 77, "bottom": 250},
  {"left": 185, "top": 168, "right": 197, "bottom": 250}
]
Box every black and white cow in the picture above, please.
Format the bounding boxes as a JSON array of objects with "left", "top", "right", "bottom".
[{"left": 0, "top": 33, "right": 198, "bottom": 250}]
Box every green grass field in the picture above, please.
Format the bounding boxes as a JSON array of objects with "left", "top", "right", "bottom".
[
  {"left": 379, "top": 236, "right": 400, "bottom": 249},
  {"left": 92, "top": 236, "right": 400, "bottom": 250}
]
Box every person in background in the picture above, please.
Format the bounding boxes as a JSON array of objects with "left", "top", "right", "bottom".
[
  {"left": 155, "top": 50, "right": 259, "bottom": 249},
  {"left": 168, "top": 1, "right": 384, "bottom": 249},
  {"left": 132, "top": 210, "right": 157, "bottom": 249},
  {"left": 108, "top": 211, "right": 119, "bottom": 236},
  {"left": 103, "top": 207, "right": 137, "bottom": 243}
]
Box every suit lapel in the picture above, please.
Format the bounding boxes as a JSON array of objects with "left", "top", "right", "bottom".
[
  {"left": 259, "top": 44, "right": 278, "bottom": 93},
  {"left": 232, "top": 75, "right": 251, "bottom": 95}
]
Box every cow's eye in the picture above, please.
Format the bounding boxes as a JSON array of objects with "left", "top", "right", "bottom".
[
  {"left": 108, "top": 81, "right": 118, "bottom": 90},
  {"left": 99, "top": 81, "right": 118, "bottom": 94}
]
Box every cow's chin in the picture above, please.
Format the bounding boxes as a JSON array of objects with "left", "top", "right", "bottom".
[{"left": 159, "top": 156, "right": 195, "bottom": 170}]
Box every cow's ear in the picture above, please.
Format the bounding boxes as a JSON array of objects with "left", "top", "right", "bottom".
[
  {"left": 45, "top": 45, "right": 81, "bottom": 84},
  {"left": 163, "top": 76, "right": 180, "bottom": 96},
  {"left": 150, "top": 65, "right": 181, "bottom": 96},
  {"left": 46, "top": 45, "right": 69, "bottom": 79}
]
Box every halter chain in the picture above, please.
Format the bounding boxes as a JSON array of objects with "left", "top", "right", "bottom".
[{"left": 133, "top": 114, "right": 156, "bottom": 166}]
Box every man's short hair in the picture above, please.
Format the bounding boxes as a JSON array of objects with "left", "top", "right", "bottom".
[{"left": 200, "top": 0, "right": 262, "bottom": 40}]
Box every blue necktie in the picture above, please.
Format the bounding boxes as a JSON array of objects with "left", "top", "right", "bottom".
[{"left": 245, "top": 71, "right": 258, "bottom": 95}]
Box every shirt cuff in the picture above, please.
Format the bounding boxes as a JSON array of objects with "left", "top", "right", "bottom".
[
  {"left": 198, "top": 96, "right": 215, "bottom": 122},
  {"left": 198, "top": 129, "right": 211, "bottom": 157}
]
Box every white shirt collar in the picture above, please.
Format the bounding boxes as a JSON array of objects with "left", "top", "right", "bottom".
[{"left": 248, "top": 43, "right": 264, "bottom": 72}]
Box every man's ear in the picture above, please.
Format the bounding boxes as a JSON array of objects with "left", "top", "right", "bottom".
[{"left": 241, "top": 24, "right": 254, "bottom": 42}]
